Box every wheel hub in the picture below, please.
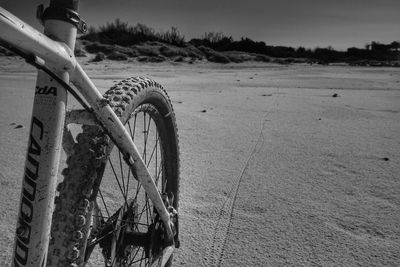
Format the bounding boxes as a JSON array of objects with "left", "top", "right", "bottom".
[{"left": 89, "top": 193, "right": 178, "bottom": 266}]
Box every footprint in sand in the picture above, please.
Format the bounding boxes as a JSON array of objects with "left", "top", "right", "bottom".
[
  {"left": 10, "top": 123, "right": 23, "bottom": 129},
  {"left": 328, "top": 220, "right": 386, "bottom": 240}
]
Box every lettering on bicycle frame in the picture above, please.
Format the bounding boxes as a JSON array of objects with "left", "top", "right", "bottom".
[
  {"left": 14, "top": 117, "right": 43, "bottom": 266},
  {"left": 35, "top": 86, "right": 57, "bottom": 96}
]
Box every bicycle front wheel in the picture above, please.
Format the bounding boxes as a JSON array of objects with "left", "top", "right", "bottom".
[{"left": 48, "top": 77, "right": 180, "bottom": 266}]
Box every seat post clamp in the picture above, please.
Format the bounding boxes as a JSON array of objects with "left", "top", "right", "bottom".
[{"left": 37, "top": 4, "right": 87, "bottom": 33}]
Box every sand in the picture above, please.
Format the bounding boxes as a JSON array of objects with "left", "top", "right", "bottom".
[{"left": 0, "top": 57, "right": 399, "bottom": 266}]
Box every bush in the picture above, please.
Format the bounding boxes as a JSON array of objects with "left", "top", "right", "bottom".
[
  {"left": 209, "top": 54, "right": 230, "bottom": 63},
  {"left": 74, "top": 42, "right": 86, "bottom": 57},
  {"left": 198, "top": 46, "right": 230, "bottom": 63},
  {"left": 81, "top": 20, "right": 185, "bottom": 47},
  {"left": 85, "top": 42, "right": 115, "bottom": 54},
  {"left": 223, "top": 51, "right": 246, "bottom": 63},
  {"left": 202, "top": 32, "right": 226, "bottom": 44},
  {"left": 173, "top": 56, "right": 184, "bottom": 62},
  {"left": 0, "top": 46, "right": 15, "bottom": 56},
  {"left": 272, "top": 58, "right": 289, "bottom": 64},
  {"left": 134, "top": 44, "right": 160, "bottom": 57},
  {"left": 184, "top": 45, "right": 205, "bottom": 59},
  {"left": 85, "top": 42, "right": 140, "bottom": 58},
  {"left": 107, "top": 51, "right": 128, "bottom": 60},
  {"left": 254, "top": 54, "right": 271, "bottom": 62},
  {"left": 147, "top": 56, "right": 166, "bottom": 63},
  {"left": 159, "top": 45, "right": 188, "bottom": 57},
  {"left": 158, "top": 27, "right": 185, "bottom": 46},
  {"left": 137, "top": 56, "right": 148, "bottom": 62},
  {"left": 136, "top": 56, "right": 165, "bottom": 62},
  {"left": 92, "top": 52, "right": 106, "bottom": 62}
]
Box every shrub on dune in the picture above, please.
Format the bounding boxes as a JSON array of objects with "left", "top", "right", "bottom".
[
  {"left": 107, "top": 51, "right": 128, "bottom": 60},
  {"left": 91, "top": 52, "right": 106, "bottom": 62},
  {"left": 133, "top": 44, "right": 161, "bottom": 57},
  {"left": 159, "top": 45, "right": 188, "bottom": 58},
  {"left": 85, "top": 42, "right": 115, "bottom": 54},
  {"left": 198, "top": 46, "right": 230, "bottom": 63},
  {"left": 74, "top": 42, "right": 87, "bottom": 57}
]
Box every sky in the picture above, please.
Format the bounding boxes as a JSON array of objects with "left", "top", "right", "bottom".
[{"left": 1, "top": 0, "right": 399, "bottom": 50}]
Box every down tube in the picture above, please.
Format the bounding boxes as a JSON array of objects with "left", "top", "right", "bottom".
[{"left": 12, "top": 70, "right": 68, "bottom": 266}]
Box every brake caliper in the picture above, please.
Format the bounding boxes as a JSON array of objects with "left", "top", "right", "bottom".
[{"left": 161, "top": 192, "right": 179, "bottom": 248}]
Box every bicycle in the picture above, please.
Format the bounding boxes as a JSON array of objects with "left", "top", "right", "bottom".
[{"left": 0, "top": 0, "right": 180, "bottom": 266}]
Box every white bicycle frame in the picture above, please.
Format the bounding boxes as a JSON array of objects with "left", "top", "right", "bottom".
[{"left": 0, "top": 6, "right": 174, "bottom": 266}]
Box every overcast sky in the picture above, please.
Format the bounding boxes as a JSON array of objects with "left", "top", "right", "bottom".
[{"left": 1, "top": 0, "right": 399, "bottom": 50}]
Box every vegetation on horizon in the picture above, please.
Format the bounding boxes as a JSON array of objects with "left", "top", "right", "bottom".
[
  {"left": 80, "top": 19, "right": 399, "bottom": 65},
  {"left": 83, "top": 19, "right": 186, "bottom": 46}
]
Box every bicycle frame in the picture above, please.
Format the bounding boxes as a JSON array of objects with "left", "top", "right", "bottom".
[{"left": 0, "top": 5, "right": 174, "bottom": 266}]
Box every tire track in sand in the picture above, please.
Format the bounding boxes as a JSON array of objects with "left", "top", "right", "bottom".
[{"left": 205, "top": 118, "right": 268, "bottom": 266}]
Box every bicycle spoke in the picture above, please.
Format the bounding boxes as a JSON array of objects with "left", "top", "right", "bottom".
[
  {"left": 118, "top": 151, "right": 126, "bottom": 196},
  {"left": 155, "top": 131, "right": 158, "bottom": 186},
  {"left": 130, "top": 253, "right": 146, "bottom": 265},
  {"left": 161, "top": 163, "right": 166, "bottom": 191},
  {"left": 128, "top": 114, "right": 137, "bottom": 142},
  {"left": 128, "top": 246, "right": 142, "bottom": 265},
  {"left": 126, "top": 164, "right": 132, "bottom": 200},
  {"left": 91, "top": 214, "right": 149, "bottom": 227},
  {"left": 136, "top": 196, "right": 151, "bottom": 225},
  {"left": 142, "top": 113, "right": 152, "bottom": 164},
  {"left": 146, "top": 135, "right": 159, "bottom": 169},
  {"left": 98, "top": 188, "right": 110, "bottom": 218},
  {"left": 139, "top": 248, "right": 146, "bottom": 266},
  {"left": 143, "top": 113, "right": 147, "bottom": 163},
  {"left": 126, "top": 118, "right": 138, "bottom": 200},
  {"left": 145, "top": 194, "right": 151, "bottom": 226},
  {"left": 108, "top": 159, "right": 129, "bottom": 208}
]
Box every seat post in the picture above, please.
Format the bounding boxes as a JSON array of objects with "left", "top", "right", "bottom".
[{"left": 12, "top": 1, "right": 82, "bottom": 266}]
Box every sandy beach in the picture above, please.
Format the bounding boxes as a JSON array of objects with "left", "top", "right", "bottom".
[{"left": 0, "top": 57, "right": 399, "bottom": 266}]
